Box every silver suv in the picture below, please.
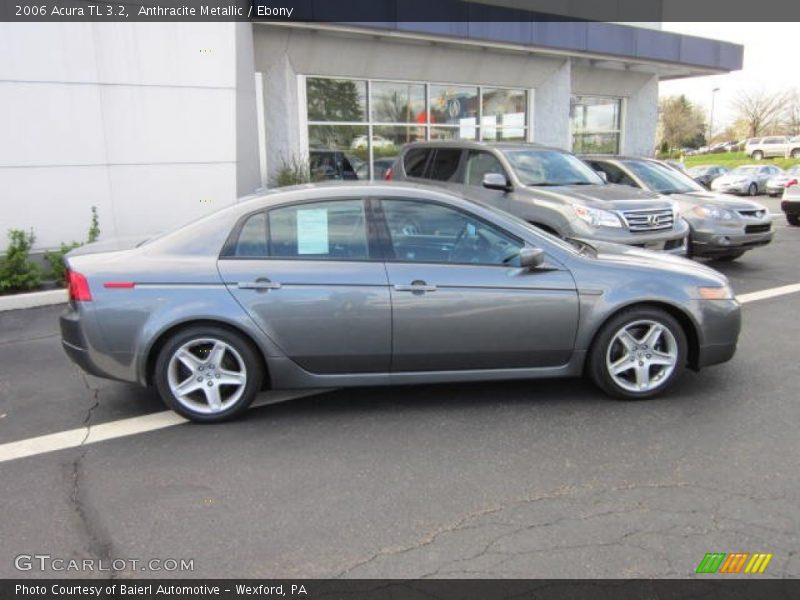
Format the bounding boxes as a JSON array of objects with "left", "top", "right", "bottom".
[
  {"left": 390, "top": 141, "right": 689, "bottom": 254},
  {"left": 745, "top": 136, "right": 789, "bottom": 160}
]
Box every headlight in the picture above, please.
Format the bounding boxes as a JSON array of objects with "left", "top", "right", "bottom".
[
  {"left": 691, "top": 204, "right": 734, "bottom": 220},
  {"left": 698, "top": 284, "right": 734, "bottom": 300},
  {"left": 572, "top": 205, "right": 622, "bottom": 228}
]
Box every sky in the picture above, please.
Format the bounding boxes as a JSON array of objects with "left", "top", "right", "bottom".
[{"left": 659, "top": 22, "right": 799, "bottom": 136}]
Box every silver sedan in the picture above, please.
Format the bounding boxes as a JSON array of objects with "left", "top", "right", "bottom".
[
  {"left": 711, "top": 164, "right": 782, "bottom": 196},
  {"left": 60, "top": 183, "right": 740, "bottom": 422}
]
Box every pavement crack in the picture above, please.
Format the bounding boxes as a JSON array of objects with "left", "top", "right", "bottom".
[{"left": 68, "top": 369, "right": 115, "bottom": 579}]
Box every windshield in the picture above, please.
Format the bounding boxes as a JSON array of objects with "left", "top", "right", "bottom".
[
  {"left": 731, "top": 166, "right": 759, "bottom": 176},
  {"left": 622, "top": 160, "right": 704, "bottom": 194},
  {"left": 502, "top": 149, "right": 604, "bottom": 186}
]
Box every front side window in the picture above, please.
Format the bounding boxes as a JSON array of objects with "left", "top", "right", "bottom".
[
  {"left": 622, "top": 160, "right": 702, "bottom": 194},
  {"left": 588, "top": 161, "right": 637, "bottom": 187},
  {"left": 570, "top": 96, "right": 622, "bottom": 154},
  {"left": 502, "top": 149, "right": 604, "bottom": 187},
  {"left": 231, "top": 200, "right": 370, "bottom": 260},
  {"left": 464, "top": 151, "right": 508, "bottom": 186},
  {"left": 380, "top": 199, "right": 523, "bottom": 266},
  {"left": 403, "top": 148, "right": 431, "bottom": 178}
]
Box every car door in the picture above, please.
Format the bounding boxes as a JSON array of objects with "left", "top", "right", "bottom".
[
  {"left": 375, "top": 197, "right": 579, "bottom": 372},
  {"left": 218, "top": 198, "right": 391, "bottom": 374},
  {"left": 758, "top": 166, "right": 774, "bottom": 191}
]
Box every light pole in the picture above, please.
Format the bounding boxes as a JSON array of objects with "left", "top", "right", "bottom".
[{"left": 709, "top": 87, "right": 720, "bottom": 145}]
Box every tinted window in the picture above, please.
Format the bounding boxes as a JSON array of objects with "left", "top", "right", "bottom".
[
  {"left": 267, "top": 200, "right": 369, "bottom": 260},
  {"left": 233, "top": 212, "right": 268, "bottom": 257},
  {"left": 622, "top": 160, "right": 703, "bottom": 194},
  {"left": 588, "top": 161, "right": 637, "bottom": 187},
  {"left": 428, "top": 149, "right": 462, "bottom": 181},
  {"left": 464, "top": 151, "right": 507, "bottom": 186},
  {"left": 380, "top": 199, "right": 523, "bottom": 266},
  {"left": 403, "top": 148, "right": 431, "bottom": 177}
]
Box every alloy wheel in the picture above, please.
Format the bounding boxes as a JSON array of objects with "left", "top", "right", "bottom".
[
  {"left": 167, "top": 338, "right": 247, "bottom": 415},
  {"left": 605, "top": 320, "right": 678, "bottom": 393}
]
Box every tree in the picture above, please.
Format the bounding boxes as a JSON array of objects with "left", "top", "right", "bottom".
[
  {"left": 732, "top": 89, "right": 790, "bottom": 138},
  {"left": 783, "top": 89, "right": 800, "bottom": 137},
  {"left": 657, "top": 95, "right": 706, "bottom": 150}
]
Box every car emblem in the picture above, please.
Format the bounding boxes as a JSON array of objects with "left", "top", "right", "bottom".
[{"left": 647, "top": 214, "right": 661, "bottom": 226}]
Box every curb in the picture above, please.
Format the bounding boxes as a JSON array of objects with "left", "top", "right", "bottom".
[{"left": 0, "top": 289, "right": 68, "bottom": 312}]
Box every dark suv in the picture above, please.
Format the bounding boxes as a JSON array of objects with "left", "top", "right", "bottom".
[{"left": 390, "top": 141, "right": 688, "bottom": 254}]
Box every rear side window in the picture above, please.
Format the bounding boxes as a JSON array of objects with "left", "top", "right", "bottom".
[
  {"left": 228, "top": 200, "right": 370, "bottom": 260},
  {"left": 428, "top": 149, "right": 462, "bottom": 181},
  {"left": 403, "top": 148, "right": 431, "bottom": 177},
  {"left": 268, "top": 200, "right": 369, "bottom": 260}
]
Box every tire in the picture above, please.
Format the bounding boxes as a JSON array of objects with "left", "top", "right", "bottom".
[
  {"left": 769, "top": 193, "right": 779, "bottom": 198},
  {"left": 714, "top": 251, "right": 745, "bottom": 262},
  {"left": 588, "top": 307, "right": 687, "bottom": 400},
  {"left": 788, "top": 214, "right": 800, "bottom": 226},
  {"left": 747, "top": 183, "right": 758, "bottom": 196},
  {"left": 752, "top": 151, "right": 764, "bottom": 160},
  {"left": 792, "top": 149, "right": 800, "bottom": 159},
  {"left": 154, "top": 325, "right": 264, "bottom": 423}
]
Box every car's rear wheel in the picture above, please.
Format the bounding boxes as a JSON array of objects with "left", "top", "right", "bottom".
[
  {"left": 747, "top": 183, "right": 758, "bottom": 196},
  {"left": 787, "top": 214, "right": 800, "bottom": 226},
  {"left": 588, "top": 307, "right": 687, "bottom": 400},
  {"left": 154, "top": 326, "right": 263, "bottom": 422},
  {"left": 792, "top": 149, "right": 800, "bottom": 159},
  {"left": 752, "top": 151, "right": 764, "bottom": 160}
]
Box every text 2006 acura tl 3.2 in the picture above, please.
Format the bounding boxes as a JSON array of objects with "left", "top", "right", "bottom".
[{"left": 60, "top": 182, "right": 740, "bottom": 422}]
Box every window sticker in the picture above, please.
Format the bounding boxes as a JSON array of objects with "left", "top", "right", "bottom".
[{"left": 297, "top": 208, "right": 329, "bottom": 254}]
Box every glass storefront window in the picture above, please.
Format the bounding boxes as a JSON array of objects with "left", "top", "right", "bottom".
[
  {"left": 305, "top": 78, "right": 529, "bottom": 180},
  {"left": 570, "top": 96, "right": 622, "bottom": 154},
  {"left": 371, "top": 81, "right": 426, "bottom": 124}
]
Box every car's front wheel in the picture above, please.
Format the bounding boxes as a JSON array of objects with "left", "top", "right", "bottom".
[
  {"left": 747, "top": 183, "right": 758, "bottom": 196},
  {"left": 788, "top": 214, "right": 800, "bottom": 226},
  {"left": 154, "top": 325, "right": 263, "bottom": 422},
  {"left": 588, "top": 308, "right": 687, "bottom": 400},
  {"left": 752, "top": 151, "right": 764, "bottom": 160}
]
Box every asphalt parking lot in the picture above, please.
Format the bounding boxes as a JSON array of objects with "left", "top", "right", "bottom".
[{"left": 1, "top": 202, "right": 798, "bottom": 579}]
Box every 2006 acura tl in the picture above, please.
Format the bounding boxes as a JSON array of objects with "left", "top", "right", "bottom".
[{"left": 60, "top": 183, "right": 740, "bottom": 422}]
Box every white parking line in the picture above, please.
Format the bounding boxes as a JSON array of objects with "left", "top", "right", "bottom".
[
  {"left": 0, "top": 390, "right": 325, "bottom": 464},
  {"left": 3, "top": 281, "right": 800, "bottom": 464},
  {"left": 737, "top": 283, "right": 800, "bottom": 304}
]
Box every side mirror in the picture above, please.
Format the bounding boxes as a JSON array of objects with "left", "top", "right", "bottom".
[
  {"left": 519, "top": 247, "right": 545, "bottom": 270},
  {"left": 596, "top": 170, "right": 608, "bottom": 183},
  {"left": 482, "top": 172, "right": 510, "bottom": 191}
]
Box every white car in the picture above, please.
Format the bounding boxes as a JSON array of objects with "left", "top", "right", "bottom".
[
  {"left": 711, "top": 164, "right": 782, "bottom": 196},
  {"left": 350, "top": 135, "right": 395, "bottom": 150}
]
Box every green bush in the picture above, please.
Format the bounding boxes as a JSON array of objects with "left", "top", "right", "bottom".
[
  {"left": 0, "top": 229, "right": 41, "bottom": 294},
  {"left": 273, "top": 155, "right": 312, "bottom": 187},
  {"left": 44, "top": 206, "right": 101, "bottom": 285}
]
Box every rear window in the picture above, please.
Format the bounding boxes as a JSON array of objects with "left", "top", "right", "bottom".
[
  {"left": 403, "top": 148, "right": 431, "bottom": 178},
  {"left": 428, "top": 149, "right": 462, "bottom": 181}
]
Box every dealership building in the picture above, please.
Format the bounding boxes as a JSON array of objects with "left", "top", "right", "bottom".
[{"left": 0, "top": 16, "right": 742, "bottom": 250}]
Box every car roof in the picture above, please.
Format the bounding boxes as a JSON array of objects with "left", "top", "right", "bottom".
[{"left": 401, "top": 140, "right": 562, "bottom": 153}]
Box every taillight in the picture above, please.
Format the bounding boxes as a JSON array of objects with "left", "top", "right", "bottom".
[
  {"left": 384, "top": 167, "right": 393, "bottom": 181},
  {"left": 67, "top": 270, "right": 92, "bottom": 302},
  {"left": 787, "top": 179, "right": 798, "bottom": 188}
]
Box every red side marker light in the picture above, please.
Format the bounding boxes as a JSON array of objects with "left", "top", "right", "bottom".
[
  {"left": 67, "top": 270, "right": 93, "bottom": 302},
  {"left": 103, "top": 282, "right": 135, "bottom": 289}
]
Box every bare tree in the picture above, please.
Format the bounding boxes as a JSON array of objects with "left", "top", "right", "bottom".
[
  {"left": 733, "top": 89, "right": 790, "bottom": 137},
  {"left": 783, "top": 89, "right": 800, "bottom": 137}
]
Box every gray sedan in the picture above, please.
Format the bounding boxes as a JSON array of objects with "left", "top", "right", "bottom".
[
  {"left": 584, "top": 156, "right": 773, "bottom": 261},
  {"left": 711, "top": 164, "right": 782, "bottom": 196},
  {"left": 60, "top": 183, "right": 740, "bottom": 422}
]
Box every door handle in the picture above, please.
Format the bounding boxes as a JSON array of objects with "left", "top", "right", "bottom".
[
  {"left": 238, "top": 279, "right": 282, "bottom": 291},
  {"left": 394, "top": 281, "right": 437, "bottom": 292}
]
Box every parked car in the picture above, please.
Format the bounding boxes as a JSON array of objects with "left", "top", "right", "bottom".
[
  {"left": 583, "top": 156, "right": 773, "bottom": 262},
  {"left": 664, "top": 159, "right": 686, "bottom": 172},
  {"left": 59, "top": 182, "right": 740, "bottom": 422},
  {"left": 766, "top": 166, "right": 800, "bottom": 196},
  {"left": 350, "top": 135, "right": 395, "bottom": 150},
  {"left": 784, "top": 136, "right": 800, "bottom": 159},
  {"left": 709, "top": 142, "right": 728, "bottom": 154},
  {"left": 390, "top": 141, "right": 689, "bottom": 254},
  {"left": 711, "top": 164, "right": 782, "bottom": 196},
  {"left": 309, "top": 149, "right": 363, "bottom": 180},
  {"left": 745, "top": 136, "right": 789, "bottom": 160},
  {"left": 355, "top": 157, "right": 397, "bottom": 180},
  {"left": 781, "top": 183, "right": 800, "bottom": 226},
  {"left": 687, "top": 165, "right": 729, "bottom": 189}
]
